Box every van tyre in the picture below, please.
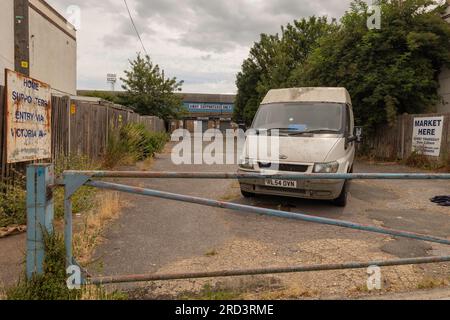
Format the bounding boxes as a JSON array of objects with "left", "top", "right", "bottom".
[{"left": 333, "top": 181, "right": 348, "bottom": 207}]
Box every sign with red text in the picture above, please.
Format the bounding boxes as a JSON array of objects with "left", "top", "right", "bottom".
[
  {"left": 412, "top": 116, "right": 444, "bottom": 157},
  {"left": 5, "top": 69, "right": 52, "bottom": 163}
]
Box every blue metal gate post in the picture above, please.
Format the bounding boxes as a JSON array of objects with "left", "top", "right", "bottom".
[
  {"left": 26, "top": 164, "right": 55, "bottom": 279},
  {"left": 64, "top": 190, "right": 73, "bottom": 267}
]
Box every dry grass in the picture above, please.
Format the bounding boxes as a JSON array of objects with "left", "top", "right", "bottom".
[
  {"left": 136, "top": 157, "right": 155, "bottom": 171},
  {"left": 0, "top": 284, "right": 6, "bottom": 300},
  {"left": 73, "top": 191, "right": 124, "bottom": 266},
  {"left": 417, "top": 277, "right": 448, "bottom": 290},
  {"left": 219, "top": 182, "right": 241, "bottom": 202},
  {"left": 79, "top": 285, "right": 127, "bottom": 300},
  {"left": 244, "top": 287, "right": 317, "bottom": 300}
]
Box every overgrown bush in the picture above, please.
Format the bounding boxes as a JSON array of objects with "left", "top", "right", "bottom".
[
  {"left": 405, "top": 151, "right": 435, "bottom": 169},
  {"left": 0, "top": 174, "right": 26, "bottom": 228},
  {"left": 104, "top": 123, "right": 169, "bottom": 168},
  {"left": 7, "top": 232, "right": 79, "bottom": 300}
]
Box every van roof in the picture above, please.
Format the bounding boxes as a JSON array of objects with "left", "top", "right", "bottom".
[{"left": 261, "top": 87, "right": 352, "bottom": 105}]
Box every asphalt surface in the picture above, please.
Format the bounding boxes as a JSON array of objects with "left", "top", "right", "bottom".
[{"left": 90, "top": 140, "right": 450, "bottom": 298}]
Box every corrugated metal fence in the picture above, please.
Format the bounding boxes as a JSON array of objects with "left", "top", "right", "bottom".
[
  {"left": 1, "top": 86, "right": 166, "bottom": 179},
  {"left": 366, "top": 113, "right": 450, "bottom": 161}
]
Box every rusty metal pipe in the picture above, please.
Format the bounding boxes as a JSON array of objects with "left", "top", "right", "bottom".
[
  {"left": 66, "top": 171, "right": 450, "bottom": 180},
  {"left": 88, "top": 255, "right": 450, "bottom": 285},
  {"left": 86, "top": 180, "right": 450, "bottom": 246}
]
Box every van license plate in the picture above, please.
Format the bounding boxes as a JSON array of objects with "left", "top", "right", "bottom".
[{"left": 265, "top": 179, "right": 297, "bottom": 189}]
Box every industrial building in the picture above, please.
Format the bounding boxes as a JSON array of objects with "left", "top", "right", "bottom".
[
  {"left": 173, "top": 93, "right": 236, "bottom": 133},
  {"left": 0, "top": 0, "right": 77, "bottom": 95},
  {"left": 77, "top": 90, "right": 236, "bottom": 133}
]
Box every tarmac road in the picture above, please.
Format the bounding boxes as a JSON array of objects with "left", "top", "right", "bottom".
[
  {"left": 88, "top": 141, "right": 450, "bottom": 298},
  {"left": 2, "top": 140, "right": 449, "bottom": 298}
]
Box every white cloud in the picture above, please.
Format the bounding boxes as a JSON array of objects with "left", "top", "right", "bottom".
[{"left": 46, "top": 0, "right": 353, "bottom": 93}]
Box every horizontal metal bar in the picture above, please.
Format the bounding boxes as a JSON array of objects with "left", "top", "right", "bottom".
[
  {"left": 86, "top": 181, "right": 450, "bottom": 246},
  {"left": 66, "top": 171, "right": 450, "bottom": 180},
  {"left": 88, "top": 255, "right": 450, "bottom": 285}
]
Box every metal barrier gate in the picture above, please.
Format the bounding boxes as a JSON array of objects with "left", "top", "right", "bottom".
[{"left": 26, "top": 164, "right": 450, "bottom": 285}]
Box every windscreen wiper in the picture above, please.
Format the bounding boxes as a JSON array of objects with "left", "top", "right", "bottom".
[{"left": 287, "top": 129, "right": 340, "bottom": 136}]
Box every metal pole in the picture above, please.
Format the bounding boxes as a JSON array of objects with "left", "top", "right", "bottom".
[
  {"left": 87, "top": 180, "right": 450, "bottom": 246},
  {"left": 89, "top": 255, "right": 450, "bottom": 285},
  {"left": 64, "top": 191, "right": 73, "bottom": 266},
  {"left": 66, "top": 171, "right": 450, "bottom": 180},
  {"left": 26, "top": 164, "right": 54, "bottom": 279}
]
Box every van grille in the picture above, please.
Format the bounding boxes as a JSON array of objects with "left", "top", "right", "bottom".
[{"left": 258, "top": 162, "right": 309, "bottom": 173}]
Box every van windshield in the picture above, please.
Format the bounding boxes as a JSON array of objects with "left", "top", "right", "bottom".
[{"left": 252, "top": 103, "right": 344, "bottom": 133}]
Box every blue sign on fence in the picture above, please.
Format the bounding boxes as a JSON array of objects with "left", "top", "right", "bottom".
[{"left": 183, "top": 102, "right": 234, "bottom": 113}]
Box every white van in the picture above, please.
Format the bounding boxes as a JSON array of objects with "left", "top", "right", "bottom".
[{"left": 238, "top": 87, "right": 360, "bottom": 207}]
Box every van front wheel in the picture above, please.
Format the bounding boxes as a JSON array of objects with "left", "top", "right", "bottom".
[{"left": 333, "top": 182, "right": 348, "bottom": 207}]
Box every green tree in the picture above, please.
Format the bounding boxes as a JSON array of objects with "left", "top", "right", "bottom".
[
  {"left": 121, "top": 53, "right": 185, "bottom": 120},
  {"left": 296, "top": 0, "right": 450, "bottom": 132},
  {"left": 234, "top": 17, "right": 336, "bottom": 125}
]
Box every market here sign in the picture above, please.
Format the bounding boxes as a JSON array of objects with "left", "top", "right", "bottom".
[
  {"left": 5, "top": 69, "right": 52, "bottom": 163},
  {"left": 412, "top": 116, "right": 444, "bottom": 157}
]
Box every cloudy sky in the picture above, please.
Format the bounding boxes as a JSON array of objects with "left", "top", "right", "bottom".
[{"left": 46, "top": 0, "right": 353, "bottom": 93}]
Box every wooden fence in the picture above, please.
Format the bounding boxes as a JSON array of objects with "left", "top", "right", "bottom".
[
  {"left": 1, "top": 87, "right": 166, "bottom": 179},
  {"left": 366, "top": 112, "right": 450, "bottom": 162}
]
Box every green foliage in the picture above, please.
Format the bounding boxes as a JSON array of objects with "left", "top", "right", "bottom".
[
  {"left": 234, "top": 0, "right": 450, "bottom": 133},
  {"left": 0, "top": 177, "right": 26, "bottom": 228},
  {"left": 121, "top": 53, "right": 185, "bottom": 120},
  {"left": 104, "top": 123, "right": 169, "bottom": 168},
  {"left": 6, "top": 232, "right": 127, "bottom": 300},
  {"left": 7, "top": 232, "right": 79, "bottom": 300},
  {"left": 234, "top": 16, "right": 337, "bottom": 124},
  {"left": 296, "top": 0, "right": 450, "bottom": 133}
]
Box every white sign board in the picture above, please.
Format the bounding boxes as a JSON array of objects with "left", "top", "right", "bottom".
[
  {"left": 412, "top": 116, "right": 444, "bottom": 157},
  {"left": 5, "top": 69, "right": 52, "bottom": 163}
]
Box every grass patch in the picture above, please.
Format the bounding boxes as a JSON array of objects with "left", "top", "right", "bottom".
[
  {"left": 6, "top": 231, "right": 126, "bottom": 300},
  {"left": 404, "top": 151, "right": 439, "bottom": 170},
  {"left": 0, "top": 176, "right": 26, "bottom": 228},
  {"left": 417, "top": 277, "right": 448, "bottom": 290},
  {"left": 7, "top": 231, "right": 79, "bottom": 300},
  {"left": 73, "top": 191, "right": 122, "bottom": 265}
]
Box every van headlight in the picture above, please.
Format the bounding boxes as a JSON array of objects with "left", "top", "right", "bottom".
[
  {"left": 313, "top": 162, "right": 339, "bottom": 173},
  {"left": 239, "top": 158, "right": 255, "bottom": 170}
]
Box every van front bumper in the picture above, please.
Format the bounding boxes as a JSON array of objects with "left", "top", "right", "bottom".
[{"left": 238, "top": 170, "right": 345, "bottom": 200}]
